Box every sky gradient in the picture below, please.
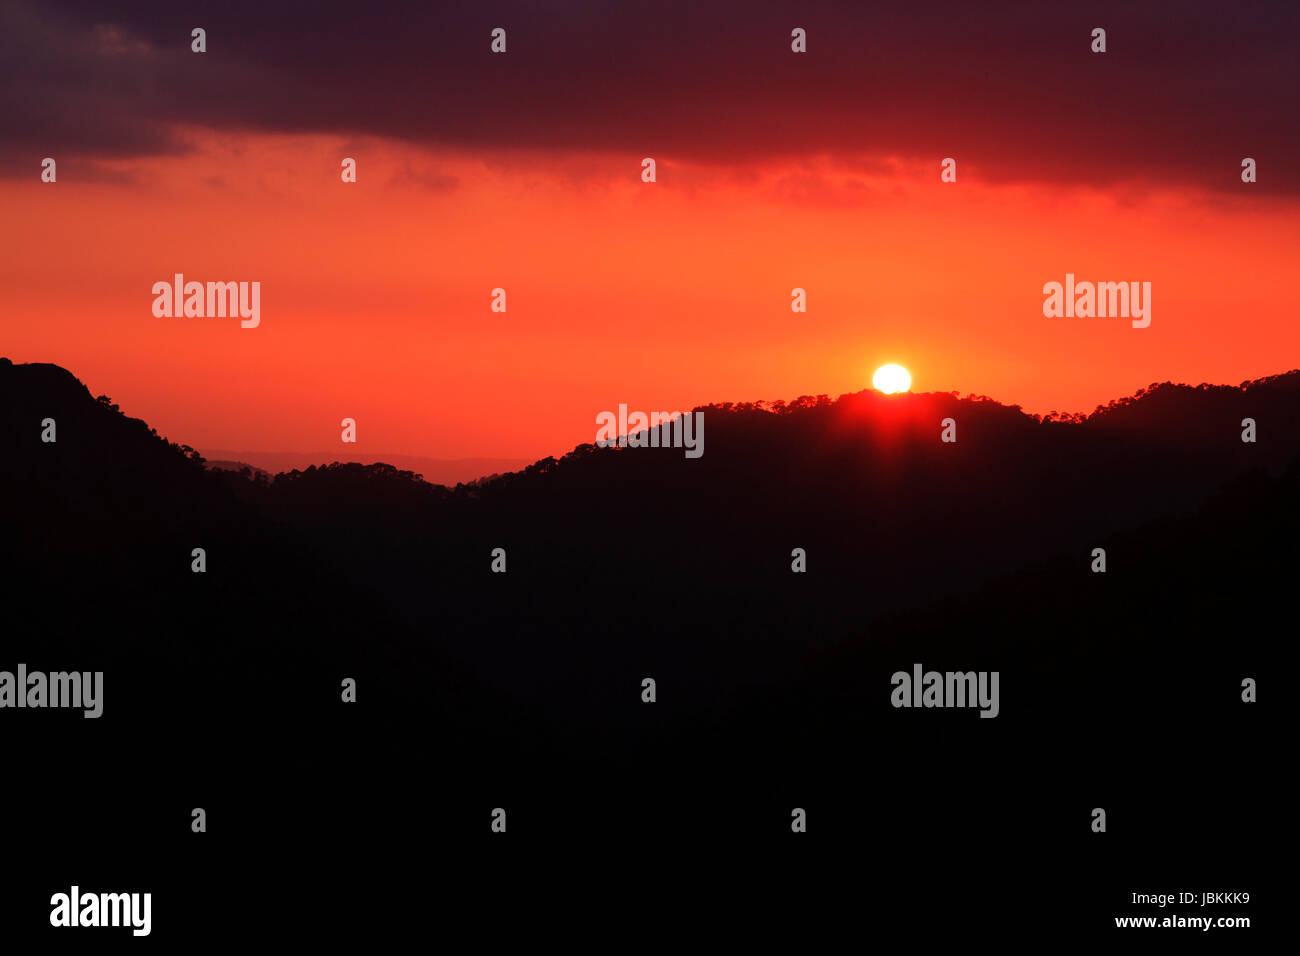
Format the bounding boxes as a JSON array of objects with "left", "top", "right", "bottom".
[{"left": 3, "top": 1, "right": 1297, "bottom": 461}]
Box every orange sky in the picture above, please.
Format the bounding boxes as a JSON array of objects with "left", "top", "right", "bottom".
[{"left": 3, "top": 131, "right": 1297, "bottom": 461}]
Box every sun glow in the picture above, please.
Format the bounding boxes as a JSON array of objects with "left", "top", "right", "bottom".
[{"left": 873, "top": 364, "right": 912, "bottom": 394}]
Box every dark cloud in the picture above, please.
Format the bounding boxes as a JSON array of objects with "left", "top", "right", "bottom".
[{"left": 3, "top": 0, "right": 1297, "bottom": 193}]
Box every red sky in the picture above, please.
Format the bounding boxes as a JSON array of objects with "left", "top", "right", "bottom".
[
  {"left": 3, "top": 133, "right": 1297, "bottom": 461},
  {"left": 3, "top": 2, "right": 1297, "bottom": 462}
]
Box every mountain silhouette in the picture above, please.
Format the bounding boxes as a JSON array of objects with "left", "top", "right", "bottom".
[
  {"left": 0, "top": 357, "right": 1283, "bottom": 936},
  {"left": 200, "top": 449, "right": 530, "bottom": 486}
]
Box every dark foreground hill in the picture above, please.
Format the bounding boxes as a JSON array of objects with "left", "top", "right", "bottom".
[
  {"left": 201, "top": 449, "right": 529, "bottom": 486},
  {"left": 0, "top": 358, "right": 1285, "bottom": 939}
]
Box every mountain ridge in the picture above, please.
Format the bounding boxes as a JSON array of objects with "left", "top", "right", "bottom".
[
  {"left": 7, "top": 356, "right": 1298, "bottom": 492},
  {"left": 0, "top": 355, "right": 1283, "bottom": 907}
]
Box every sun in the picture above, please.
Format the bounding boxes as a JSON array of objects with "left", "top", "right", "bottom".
[{"left": 872, "top": 364, "right": 912, "bottom": 394}]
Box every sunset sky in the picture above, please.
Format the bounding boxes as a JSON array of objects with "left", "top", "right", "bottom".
[{"left": 3, "top": 1, "right": 1297, "bottom": 462}]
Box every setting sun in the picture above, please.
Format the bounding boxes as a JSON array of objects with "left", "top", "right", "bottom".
[{"left": 873, "top": 364, "right": 912, "bottom": 394}]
